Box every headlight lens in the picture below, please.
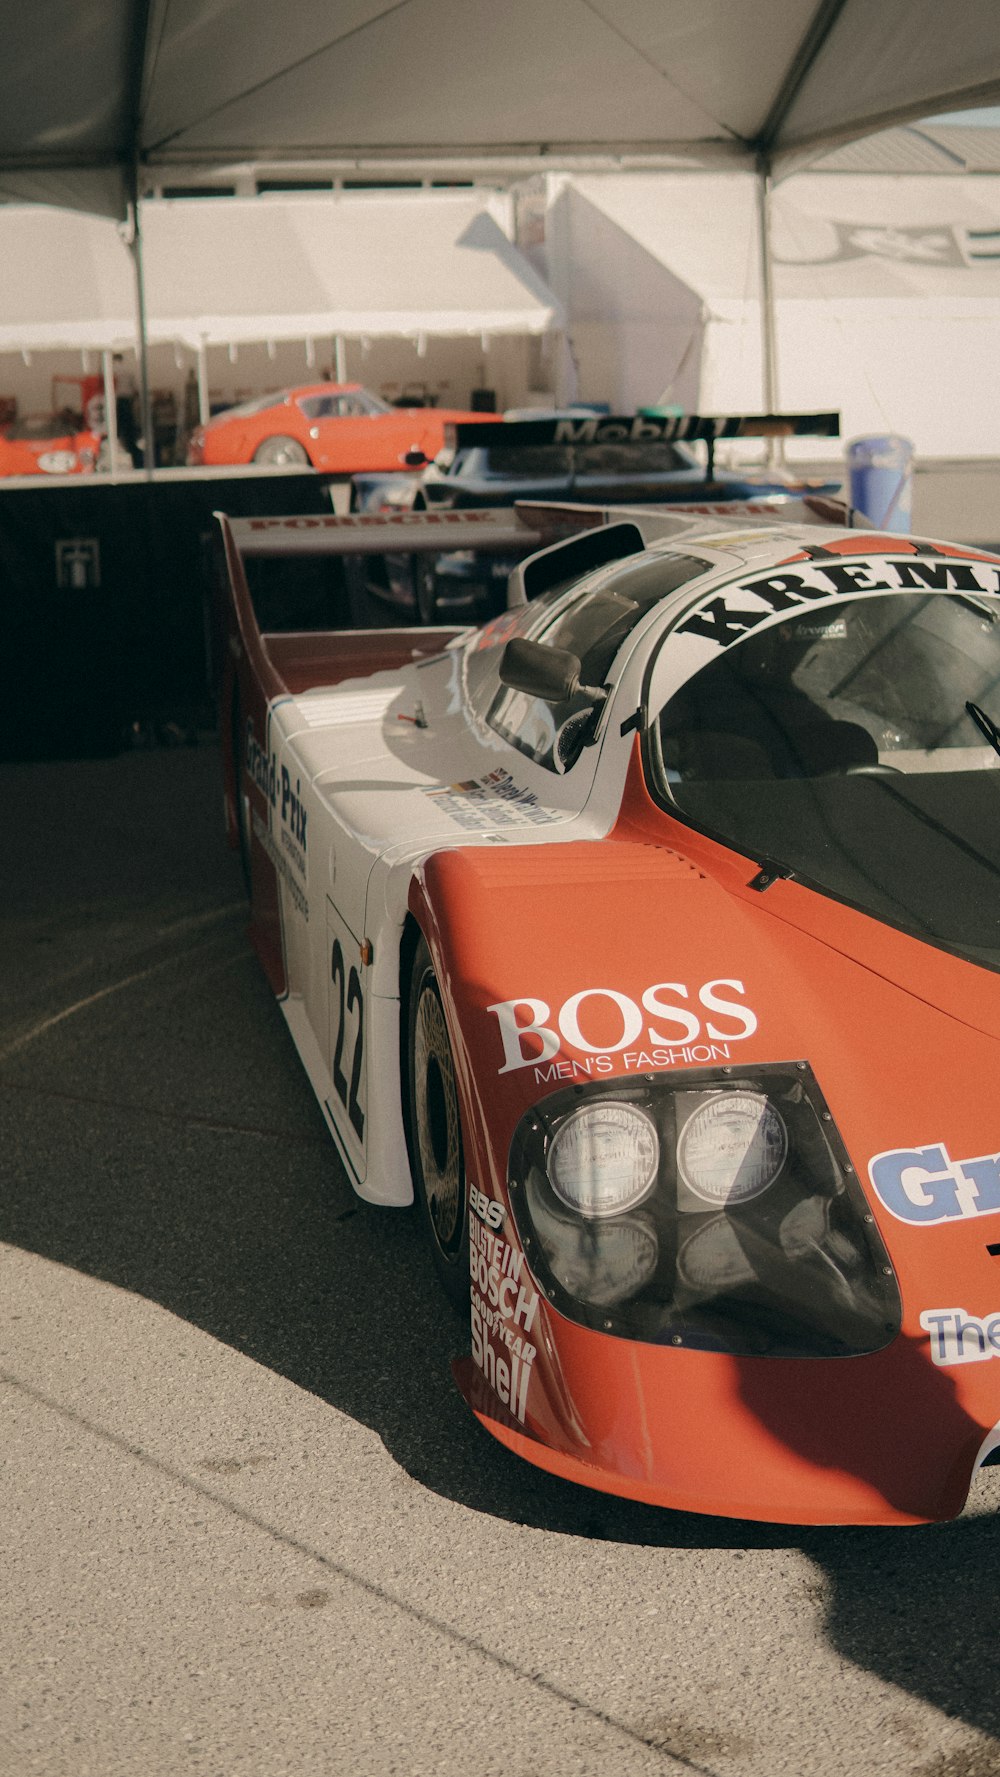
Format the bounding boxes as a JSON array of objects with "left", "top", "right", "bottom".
[
  {"left": 527, "top": 1186, "right": 659, "bottom": 1306},
  {"left": 549, "top": 1102, "right": 659, "bottom": 1218},
  {"left": 508, "top": 1063, "right": 901, "bottom": 1358},
  {"left": 677, "top": 1091, "right": 787, "bottom": 1207}
]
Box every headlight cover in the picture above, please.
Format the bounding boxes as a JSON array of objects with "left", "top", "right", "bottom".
[
  {"left": 507, "top": 1063, "right": 901, "bottom": 1358},
  {"left": 677, "top": 1090, "right": 787, "bottom": 1205},
  {"left": 549, "top": 1102, "right": 659, "bottom": 1218}
]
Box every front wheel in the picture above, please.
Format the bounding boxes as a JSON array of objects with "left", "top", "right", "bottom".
[
  {"left": 406, "top": 937, "right": 469, "bottom": 1312},
  {"left": 253, "top": 434, "right": 309, "bottom": 466}
]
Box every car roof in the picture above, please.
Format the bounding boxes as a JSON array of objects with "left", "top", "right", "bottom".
[{"left": 209, "top": 382, "right": 368, "bottom": 421}]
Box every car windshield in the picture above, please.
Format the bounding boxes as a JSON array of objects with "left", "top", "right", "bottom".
[
  {"left": 475, "top": 443, "right": 687, "bottom": 479},
  {"left": 479, "top": 446, "right": 572, "bottom": 477},
  {"left": 5, "top": 415, "right": 80, "bottom": 439},
  {"left": 570, "top": 443, "right": 688, "bottom": 474},
  {"left": 298, "top": 390, "right": 389, "bottom": 420},
  {"left": 465, "top": 551, "right": 709, "bottom": 772},
  {"left": 648, "top": 588, "right": 1000, "bottom": 969},
  {"left": 214, "top": 392, "right": 287, "bottom": 419}
]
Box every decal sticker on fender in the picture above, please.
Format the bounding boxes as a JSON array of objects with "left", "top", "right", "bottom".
[
  {"left": 469, "top": 1215, "right": 537, "bottom": 1423},
  {"left": 921, "top": 1308, "right": 1000, "bottom": 1366},
  {"left": 470, "top": 1183, "right": 505, "bottom": 1230},
  {"left": 423, "top": 768, "right": 559, "bottom": 831},
  {"left": 325, "top": 899, "right": 368, "bottom": 1168},
  {"left": 869, "top": 1141, "right": 1000, "bottom": 1226},
  {"left": 678, "top": 558, "right": 1000, "bottom": 652},
  {"left": 251, "top": 810, "right": 309, "bottom": 922},
  {"left": 488, "top": 979, "right": 758, "bottom": 1077},
  {"left": 39, "top": 450, "right": 79, "bottom": 474},
  {"left": 245, "top": 718, "right": 308, "bottom": 876}
]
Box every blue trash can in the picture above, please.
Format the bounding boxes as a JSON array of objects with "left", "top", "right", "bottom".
[{"left": 846, "top": 434, "right": 914, "bottom": 533}]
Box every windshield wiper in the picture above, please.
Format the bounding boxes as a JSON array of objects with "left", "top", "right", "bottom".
[
  {"left": 957, "top": 594, "right": 1000, "bottom": 624},
  {"left": 966, "top": 700, "right": 1000, "bottom": 761}
]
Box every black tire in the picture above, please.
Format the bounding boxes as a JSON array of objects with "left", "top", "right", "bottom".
[
  {"left": 406, "top": 937, "right": 469, "bottom": 1312},
  {"left": 253, "top": 434, "right": 309, "bottom": 466}
]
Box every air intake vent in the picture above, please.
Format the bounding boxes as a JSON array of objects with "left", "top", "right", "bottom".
[{"left": 517, "top": 522, "right": 646, "bottom": 603}]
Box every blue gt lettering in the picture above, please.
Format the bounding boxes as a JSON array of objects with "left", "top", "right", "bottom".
[
  {"left": 869, "top": 1141, "right": 1000, "bottom": 1226},
  {"left": 869, "top": 1144, "right": 959, "bottom": 1222},
  {"left": 957, "top": 1153, "right": 1000, "bottom": 1214}
]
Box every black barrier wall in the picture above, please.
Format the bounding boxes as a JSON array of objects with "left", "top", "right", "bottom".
[{"left": 0, "top": 472, "right": 333, "bottom": 759}]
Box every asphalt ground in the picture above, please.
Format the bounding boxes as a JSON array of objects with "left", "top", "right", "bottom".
[{"left": 1, "top": 741, "right": 999, "bottom": 1777}]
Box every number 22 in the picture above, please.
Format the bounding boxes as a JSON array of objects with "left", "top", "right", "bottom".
[{"left": 331, "top": 939, "right": 365, "bottom": 1140}]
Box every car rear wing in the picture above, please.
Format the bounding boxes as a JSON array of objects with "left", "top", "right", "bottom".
[
  {"left": 220, "top": 488, "right": 865, "bottom": 565},
  {"left": 519, "top": 492, "right": 868, "bottom": 534},
  {"left": 221, "top": 505, "right": 590, "bottom": 559},
  {"left": 442, "top": 410, "right": 840, "bottom": 479}
]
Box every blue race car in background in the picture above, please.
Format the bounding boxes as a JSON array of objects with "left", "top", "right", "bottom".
[{"left": 351, "top": 410, "right": 842, "bottom": 623}]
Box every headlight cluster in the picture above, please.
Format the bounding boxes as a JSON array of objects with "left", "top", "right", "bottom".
[
  {"left": 507, "top": 1064, "right": 900, "bottom": 1358},
  {"left": 548, "top": 1102, "right": 659, "bottom": 1218}
]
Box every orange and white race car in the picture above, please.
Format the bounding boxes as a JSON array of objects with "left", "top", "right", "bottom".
[
  {"left": 217, "top": 482, "right": 1000, "bottom": 1526},
  {"left": 0, "top": 411, "right": 104, "bottom": 476}
]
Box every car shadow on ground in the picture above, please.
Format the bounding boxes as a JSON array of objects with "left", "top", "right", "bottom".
[{"left": 1, "top": 741, "right": 998, "bottom": 1750}]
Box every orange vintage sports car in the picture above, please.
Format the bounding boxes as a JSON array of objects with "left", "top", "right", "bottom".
[
  {"left": 0, "top": 411, "right": 104, "bottom": 476},
  {"left": 187, "top": 381, "right": 492, "bottom": 471},
  {"left": 217, "top": 472, "right": 1000, "bottom": 1526}
]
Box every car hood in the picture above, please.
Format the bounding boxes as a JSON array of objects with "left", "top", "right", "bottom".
[
  {"left": 652, "top": 792, "right": 1000, "bottom": 1048},
  {"left": 742, "top": 863, "right": 1000, "bottom": 1045}
]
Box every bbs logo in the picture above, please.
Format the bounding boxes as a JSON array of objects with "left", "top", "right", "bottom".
[{"left": 470, "top": 1184, "right": 505, "bottom": 1230}]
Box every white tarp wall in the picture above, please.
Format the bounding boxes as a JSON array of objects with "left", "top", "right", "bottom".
[
  {"left": 0, "top": 208, "right": 135, "bottom": 353},
  {"left": 0, "top": 190, "right": 564, "bottom": 417},
  {"left": 770, "top": 173, "right": 1000, "bottom": 458},
  {"left": 549, "top": 171, "right": 1000, "bottom": 457}
]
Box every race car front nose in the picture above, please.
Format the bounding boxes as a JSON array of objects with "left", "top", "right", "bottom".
[{"left": 506, "top": 1061, "right": 901, "bottom": 1360}]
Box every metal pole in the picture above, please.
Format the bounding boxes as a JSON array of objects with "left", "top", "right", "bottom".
[
  {"left": 756, "top": 152, "right": 781, "bottom": 465},
  {"left": 196, "top": 342, "right": 210, "bottom": 425},
  {"left": 128, "top": 193, "right": 155, "bottom": 478},
  {"left": 100, "top": 349, "right": 121, "bottom": 475}
]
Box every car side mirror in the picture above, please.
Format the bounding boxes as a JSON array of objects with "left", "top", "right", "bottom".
[
  {"left": 401, "top": 447, "right": 429, "bottom": 467},
  {"left": 499, "top": 638, "right": 605, "bottom": 707}
]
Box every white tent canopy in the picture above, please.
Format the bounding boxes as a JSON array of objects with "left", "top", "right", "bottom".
[
  {"left": 146, "top": 192, "right": 560, "bottom": 345},
  {"left": 0, "top": 210, "right": 135, "bottom": 354},
  {"left": 3, "top": 3, "right": 1000, "bottom": 465},
  {"left": 3, "top": 1, "right": 1000, "bottom": 219},
  {"left": 0, "top": 190, "right": 561, "bottom": 356},
  {"left": 555, "top": 170, "right": 1000, "bottom": 456}
]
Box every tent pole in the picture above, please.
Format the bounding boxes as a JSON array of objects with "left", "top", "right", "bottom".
[
  {"left": 756, "top": 152, "right": 781, "bottom": 465},
  {"left": 127, "top": 190, "right": 155, "bottom": 478},
  {"left": 196, "top": 343, "right": 209, "bottom": 425},
  {"left": 101, "top": 349, "right": 121, "bottom": 475}
]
